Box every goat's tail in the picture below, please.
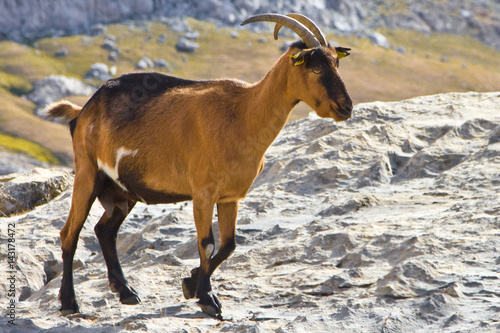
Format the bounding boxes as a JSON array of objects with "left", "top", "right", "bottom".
[{"left": 43, "top": 100, "right": 82, "bottom": 122}]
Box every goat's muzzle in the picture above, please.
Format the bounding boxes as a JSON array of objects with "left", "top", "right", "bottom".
[{"left": 331, "top": 98, "right": 353, "bottom": 122}]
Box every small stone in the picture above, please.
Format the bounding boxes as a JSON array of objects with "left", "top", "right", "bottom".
[
  {"left": 395, "top": 46, "right": 406, "bottom": 54},
  {"left": 154, "top": 59, "right": 170, "bottom": 68},
  {"left": 367, "top": 31, "right": 390, "bottom": 48},
  {"left": 54, "top": 49, "right": 68, "bottom": 57},
  {"left": 84, "top": 63, "right": 110, "bottom": 81},
  {"left": 175, "top": 37, "right": 199, "bottom": 53},
  {"left": 136, "top": 56, "right": 154, "bottom": 69},
  {"left": 101, "top": 39, "right": 119, "bottom": 52},
  {"left": 257, "top": 36, "right": 267, "bottom": 43},
  {"left": 230, "top": 31, "right": 239, "bottom": 39}
]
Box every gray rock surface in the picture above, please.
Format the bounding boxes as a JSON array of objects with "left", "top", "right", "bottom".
[
  {"left": 0, "top": 1, "right": 499, "bottom": 49},
  {"left": 26, "top": 75, "right": 94, "bottom": 115},
  {"left": 1, "top": 92, "right": 499, "bottom": 332},
  {"left": 0, "top": 168, "right": 73, "bottom": 217}
]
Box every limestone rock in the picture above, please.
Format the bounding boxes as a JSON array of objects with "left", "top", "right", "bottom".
[
  {"left": 0, "top": 168, "right": 73, "bottom": 216},
  {"left": 27, "top": 75, "right": 94, "bottom": 115},
  {"left": 84, "top": 62, "right": 111, "bottom": 81},
  {"left": 175, "top": 37, "right": 199, "bottom": 53}
]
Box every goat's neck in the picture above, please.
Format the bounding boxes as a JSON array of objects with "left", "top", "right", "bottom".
[{"left": 243, "top": 59, "right": 297, "bottom": 155}]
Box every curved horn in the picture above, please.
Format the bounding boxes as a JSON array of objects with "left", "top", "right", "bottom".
[
  {"left": 241, "top": 13, "right": 320, "bottom": 49},
  {"left": 274, "top": 13, "right": 327, "bottom": 46}
]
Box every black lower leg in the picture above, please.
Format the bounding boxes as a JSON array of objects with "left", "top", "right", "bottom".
[
  {"left": 60, "top": 248, "right": 79, "bottom": 315},
  {"left": 95, "top": 205, "right": 140, "bottom": 305},
  {"left": 182, "top": 267, "right": 199, "bottom": 299},
  {"left": 209, "top": 237, "right": 236, "bottom": 275},
  {"left": 195, "top": 268, "right": 222, "bottom": 318},
  {"left": 195, "top": 234, "right": 223, "bottom": 317},
  {"left": 183, "top": 230, "right": 215, "bottom": 299}
]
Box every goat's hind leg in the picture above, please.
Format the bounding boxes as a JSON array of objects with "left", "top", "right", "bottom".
[
  {"left": 59, "top": 170, "right": 100, "bottom": 315},
  {"left": 95, "top": 190, "right": 140, "bottom": 305}
]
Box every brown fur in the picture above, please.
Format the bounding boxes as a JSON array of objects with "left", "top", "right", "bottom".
[{"left": 46, "top": 42, "right": 352, "bottom": 316}]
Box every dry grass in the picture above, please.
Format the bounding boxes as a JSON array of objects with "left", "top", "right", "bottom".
[{"left": 0, "top": 88, "right": 72, "bottom": 164}]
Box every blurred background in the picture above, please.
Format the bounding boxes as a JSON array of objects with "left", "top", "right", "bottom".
[{"left": 0, "top": 0, "right": 499, "bottom": 174}]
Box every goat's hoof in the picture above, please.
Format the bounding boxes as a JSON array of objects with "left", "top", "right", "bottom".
[
  {"left": 120, "top": 287, "right": 141, "bottom": 305},
  {"left": 60, "top": 304, "right": 79, "bottom": 316},
  {"left": 197, "top": 292, "right": 222, "bottom": 318},
  {"left": 60, "top": 309, "right": 77, "bottom": 316},
  {"left": 60, "top": 299, "right": 80, "bottom": 316},
  {"left": 121, "top": 294, "right": 141, "bottom": 305},
  {"left": 181, "top": 277, "right": 197, "bottom": 299}
]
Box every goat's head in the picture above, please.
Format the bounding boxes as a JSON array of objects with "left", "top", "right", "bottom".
[{"left": 242, "top": 13, "right": 353, "bottom": 122}]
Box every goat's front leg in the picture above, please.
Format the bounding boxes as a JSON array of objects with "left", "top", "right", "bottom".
[{"left": 189, "top": 196, "right": 221, "bottom": 317}]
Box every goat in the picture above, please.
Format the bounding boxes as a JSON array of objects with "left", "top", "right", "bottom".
[{"left": 45, "top": 13, "right": 353, "bottom": 319}]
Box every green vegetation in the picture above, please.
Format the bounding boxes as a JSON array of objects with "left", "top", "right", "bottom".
[
  {"left": 0, "top": 132, "right": 60, "bottom": 164},
  {"left": 1, "top": 18, "right": 500, "bottom": 166}
]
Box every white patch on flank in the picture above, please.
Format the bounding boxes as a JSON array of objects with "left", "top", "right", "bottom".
[
  {"left": 205, "top": 244, "right": 215, "bottom": 259},
  {"left": 97, "top": 147, "right": 138, "bottom": 192}
]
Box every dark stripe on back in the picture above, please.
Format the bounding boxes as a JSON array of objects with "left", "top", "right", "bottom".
[{"left": 96, "top": 72, "right": 199, "bottom": 127}]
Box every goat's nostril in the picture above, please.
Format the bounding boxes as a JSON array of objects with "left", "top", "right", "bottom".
[{"left": 339, "top": 104, "right": 352, "bottom": 116}]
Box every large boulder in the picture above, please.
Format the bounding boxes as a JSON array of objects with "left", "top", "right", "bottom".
[
  {"left": 27, "top": 75, "right": 94, "bottom": 115},
  {"left": 0, "top": 168, "right": 73, "bottom": 216}
]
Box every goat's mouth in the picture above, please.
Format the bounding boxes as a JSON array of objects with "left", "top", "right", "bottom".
[{"left": 330, "top": 104, "right": 352, "bottom": 122}]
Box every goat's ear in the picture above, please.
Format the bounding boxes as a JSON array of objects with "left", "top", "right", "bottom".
[
  {"left": 289, "top": 49, "right": 315, "bottom": 66},
  {"left": 336, "top": 47, "right": 351, "bottom": 59}
]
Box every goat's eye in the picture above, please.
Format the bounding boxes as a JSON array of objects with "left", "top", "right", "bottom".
[{"left": 312, "top": 67, "right": 322, "bottom": 74}]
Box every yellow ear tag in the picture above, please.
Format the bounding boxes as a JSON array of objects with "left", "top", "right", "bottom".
[
  {"left": 289, "top": 52, "right": 305, "bottom": 66},
  {"left": 337, "top": 51, "right": 347, "bottom": 59}
]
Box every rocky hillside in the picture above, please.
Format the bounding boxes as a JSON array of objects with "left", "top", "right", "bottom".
[
  {"left": 1, "top": 1, "right": 500, "bottom": 173},
  {"left": 1, "top": 0, "right": 500, "bottom": 50},
  {"left": 1, "top": 92, "right": 499, "bottom": 332}
]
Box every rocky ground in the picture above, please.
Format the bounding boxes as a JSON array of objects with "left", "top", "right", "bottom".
[{"left": 1, "top": 92, "right": 500, "bottom": 332}]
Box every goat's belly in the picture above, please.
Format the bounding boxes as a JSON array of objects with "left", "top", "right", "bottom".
[{"left": 117, "top": 170, "right": 192, "bottom": 204}]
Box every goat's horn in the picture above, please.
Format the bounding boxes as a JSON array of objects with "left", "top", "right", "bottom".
[
  {"left": 241, "top": 13, "right": 320, "bottom": 49},
  {"left": 273, "top": 13, "right": 327, "bottom": 46}
]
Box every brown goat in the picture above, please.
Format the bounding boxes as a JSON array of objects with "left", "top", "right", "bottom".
[{"left": 45, "top": 13, "right": 353, "bottom": 318}]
